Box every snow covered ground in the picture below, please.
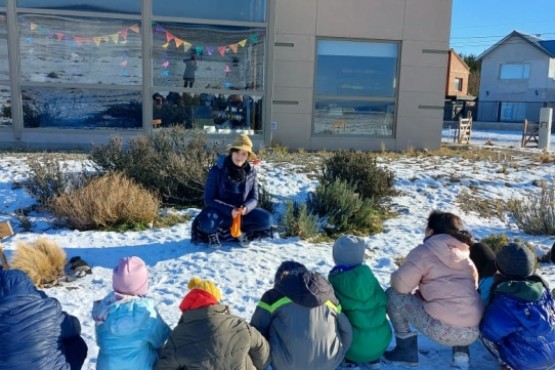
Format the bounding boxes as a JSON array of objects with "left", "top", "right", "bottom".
[{"left": 1, "top": 129, "right": 554, "bottom": 369}]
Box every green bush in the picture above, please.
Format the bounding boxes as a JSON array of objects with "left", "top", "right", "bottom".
[
  {"left": 321, "top": 151, "right": 395, "bottom": 202},
  {"left": 257, "top": 182, "right": 274, "bottom": 214},
  {"left": 508, "top": 182, "right": 555, "bottom": 235},
  {"left": 90, "top": 128, "right": 221, "bottom": 207},
  {"left": 478, "top": 233, "right": 510, "bottom": 253},
  {"left": 307, "top": 178, "right": 382, "bottom": 236},
  {"left": 282, "top": 201, "right": 319, "bottom": 239}
]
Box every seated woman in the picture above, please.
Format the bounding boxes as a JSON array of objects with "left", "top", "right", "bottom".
[{"left": 191, "top": 134, "right": 274, "bottom": 249}]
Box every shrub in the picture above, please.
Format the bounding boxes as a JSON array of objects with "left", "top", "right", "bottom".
[
  {"left": 508, "top": 182, "right": 555, "bottom": 235},
  {"left": 10, "top": 237, "right": 66, "bottom": 287},
  {"left": 307, "top": 178, "right": 382, "bottom": 236},
  {"left": 321, "top": 151, "right": 395, "bottom": 202},
  {"left": 49, "top": 172, "right": 159, "bottom": 231},
  {"left": 90, "top": 128, "right": 221, "bottom": 207},
  {"left": 478, "top": 233, "right": 510, "bottom": 253},
  {"left": 257, "top": 182, "right": 274, "bottom": 213},
  {"left": 282, "top": 201, "right": 319, "bottom": 240},
  {"left": 24, "top": 154, "right": 69, "bottom": 206}
]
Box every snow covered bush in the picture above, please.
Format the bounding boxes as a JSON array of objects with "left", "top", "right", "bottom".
[
  {"left": 282, "top": 200, "right": 319, "bottom": 240},
  {"left": 508, "top": 182, "right": 555, "bottom": 235}
]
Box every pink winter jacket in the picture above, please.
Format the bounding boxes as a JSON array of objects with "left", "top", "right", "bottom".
[{"left": 390, "top": 234, "right": 484, "bottom": 328}]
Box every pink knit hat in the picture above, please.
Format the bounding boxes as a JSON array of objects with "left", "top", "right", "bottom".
[{"left": 112, "top": 256, "right": 149, "bottom": 296}]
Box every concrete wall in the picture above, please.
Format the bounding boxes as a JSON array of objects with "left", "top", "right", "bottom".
[
  {"left": 271, "top": 0, "right": 452, "bottom": 151},
  {"left": 479, "top": 35, "right": 555, "bottom": 121}
]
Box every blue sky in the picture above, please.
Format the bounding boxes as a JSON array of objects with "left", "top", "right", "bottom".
[{"left": 450, "top": 0, "right": 555, "bottom": 57}]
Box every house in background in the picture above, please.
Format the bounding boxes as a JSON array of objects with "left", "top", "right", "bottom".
[
  {"left": 477, "top": 30, "right": 555, "bottom": 122},
  {"left": 446, "top": 49, "right": 470, "bottom": 98},
  {"left": 444, "top": 49, "right": 474, "bottom": 121},
  {"left": 0, "top": 0, "right": 452, "bottom": 151}
]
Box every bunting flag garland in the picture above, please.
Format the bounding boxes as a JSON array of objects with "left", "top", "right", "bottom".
[
  {"left": 21, "top": 21, "right": 141, "bottom": 48},
  {"left": 153, "top": 23, "right": 261, "bottom": 59}
]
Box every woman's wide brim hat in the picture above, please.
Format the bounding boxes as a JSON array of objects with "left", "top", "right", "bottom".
[{"left": 228, "top": 134, "right": 257, "bottom": 160}]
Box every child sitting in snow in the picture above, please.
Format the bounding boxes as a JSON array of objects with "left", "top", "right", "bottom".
[
  {"left": 250, "top": 260, "right": 352, "bottom": 370},
  {"left": 92, "top": 256, "right": 170, "bottom": 370},
  {"left": 155, "top": 277, "right": 270, "bottom": 370},
  {"left": 480, "top": 243, "right": 555, "bottom": 370},
  {"left": 328, "top": 235, "right": 392, "bottom": 369}
]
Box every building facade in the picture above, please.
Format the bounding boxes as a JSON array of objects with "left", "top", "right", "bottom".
[
  {"left": 478, "top": 31, "right": 555, "bottom": 123},
  {"left": 0, "top": 0, "right": 452, "bottom": 151}
]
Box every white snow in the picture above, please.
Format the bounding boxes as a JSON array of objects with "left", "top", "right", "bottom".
[{"left": 1, "top": 129, "right": 554, "bottom": 370}]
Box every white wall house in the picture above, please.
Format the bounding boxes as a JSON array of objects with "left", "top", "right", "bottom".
[{"left": 478, "top": 31, "right": 555, "bottom": 122}]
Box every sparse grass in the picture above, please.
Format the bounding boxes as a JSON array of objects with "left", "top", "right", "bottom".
[
  {"left": 508, "top": 182, "right": 555, "bottom": 235},
  {"left": 456, "top": 189, "right": 506, "bottom": 219}
]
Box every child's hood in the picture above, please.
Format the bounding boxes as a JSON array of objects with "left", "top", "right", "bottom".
[
  {"left": 275, "top": 271, "right": 336, "bottom": 308},
  {"left": 425, "top": 234, "right": 472, "bottom": 270},
  {"left": 92, "top": 291, "right": 155, "bottom": 335},
  {"left": 496, "top": 280, "right": 546, "bottom": 302}
]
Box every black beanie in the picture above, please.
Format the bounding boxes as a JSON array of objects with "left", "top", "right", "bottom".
[
  {"left": 470, "top": 242, "right": 496, "bottom": 278},
  {"left": 496, "top": 243, "right": 536, "bottom": 279}
]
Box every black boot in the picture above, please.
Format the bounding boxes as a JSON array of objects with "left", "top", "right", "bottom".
[{"left": 383, "top": 333, "right": 418, "bottom": 367}]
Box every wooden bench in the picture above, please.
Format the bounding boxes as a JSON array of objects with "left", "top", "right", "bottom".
[
  {"left": 521, "top": 119, "right": 539, "bottom": 148},
  {"left": 453, "top": 114, "right": 473, "bottom": 144}
]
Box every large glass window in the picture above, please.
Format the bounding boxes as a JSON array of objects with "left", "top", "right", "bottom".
[
  {"left": 22, "top": 87, "right": 142, "bottom": 128},
  {"left": 152, "top": 22, "right": 265, "bottom": 133},
  {"left": 18, "top": 14, "right": 142, "bottom": 85},
  {"left": 0, "top": 85, "right": 11, "bottom": 126},
  {"left": 0, "top": 13, "right": 8, "bottom": 81},
  {"left": 152, "top": 0, "right": 266, "bottom": 22},
  {"left": 152, "top": 22, "right": 265, "bottom": 91},
  {"left": 17, "top": 0, "right": 141, "bottom": 14},
  {"left": 314, "top": 40, "right": 398, "bottom": 136},
  {"left": 152, "top": 91, "right": 262, "bottom": 133},
  {"left": 500, "top": 64, "right": 530, "bottom": 79}
]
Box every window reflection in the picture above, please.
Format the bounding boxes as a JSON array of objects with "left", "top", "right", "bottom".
[
  {"left": 18, "top": 14, "right": 142, "bottom": 85},
  {"left": 151, "top": 91, "right": 262, "bottom": 134},
  {"left": 16, "top": 0, "right": 141, "bottom": 14},
  {"left": 314, "top": 40, "right": 399, "bottom": 136},
  {"left": 0, "top": 85, "right": 11, "bottom": 126},
  {"left": 22, "top": 87, "right": 142, "bottom": 128},
  {"left": 152, "top": 22, "right": 265, "bottom": 92},
  {"left": 314, "top": 99, "right": 394, "bottom": 136},
  {"left": 0, "top": 13, "right": 8, "bottom": 80},
  {"left": 152, "top": 0, "right": 266, "bottom": 22}
]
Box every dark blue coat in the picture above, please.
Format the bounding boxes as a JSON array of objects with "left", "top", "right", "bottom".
[
  {"left": 480, "top": 280, "right": 555, "bottom": 370},
  {"left": 0, "top": 269, "right": 81, "bottom": 370},
  {"left": 204, "top": 155, "right": 258, "bottom": 215}
]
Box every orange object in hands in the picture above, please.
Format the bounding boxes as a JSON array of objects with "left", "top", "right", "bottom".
[{"left": 231, "top": 213, "right": 242, "bottom": 238}]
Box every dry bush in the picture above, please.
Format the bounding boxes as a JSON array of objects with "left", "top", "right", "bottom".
[
  {"left": 23, "top": 153, "right": 67, "bottom": 206},
  {"left": 508, "top": 182, "right": 555, "bottom": 235},
  {"left": 10, "top": 237, "right": 66, "bottom": 287},
  {"left": 90, "top": 128, "right": 220, "bottom": 207},
  {"left": 50, "top": 172, "right": 159, "bottom": 231},
  {"left": 456, "top": 189, "right": 506, "bottom": 219}
]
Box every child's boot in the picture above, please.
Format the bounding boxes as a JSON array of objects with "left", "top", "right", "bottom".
[
  {"left": 383, "top": 333, "right": 418, "bottom": 367},
  {"left": 452, "top": 346, "right": 470, "bottom": 369}
]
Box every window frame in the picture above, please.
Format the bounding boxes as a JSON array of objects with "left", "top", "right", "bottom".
[
  {"left": 312, "top": 38, "right": 400, "bottom": 137},
  {"left": 499, "top": 63, "right": 530, "bottom": 80}
]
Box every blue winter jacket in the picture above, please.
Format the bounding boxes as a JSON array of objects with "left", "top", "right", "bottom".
[
  {"left": 94, "top": 295, "right": 171, "bottom": 370},
  {"left": 480, "top": 280, "right": 555, "bottom": 370},
  {"left": 204, "top": 155, "right": 258, "bottom": 215},
  {"left": 0, "top": 269, "right": 81, "bottom": 370}
]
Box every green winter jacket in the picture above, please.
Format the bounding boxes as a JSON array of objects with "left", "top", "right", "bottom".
[{"left": 329, "top": 264, "right": 392, "bottom": 362}]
